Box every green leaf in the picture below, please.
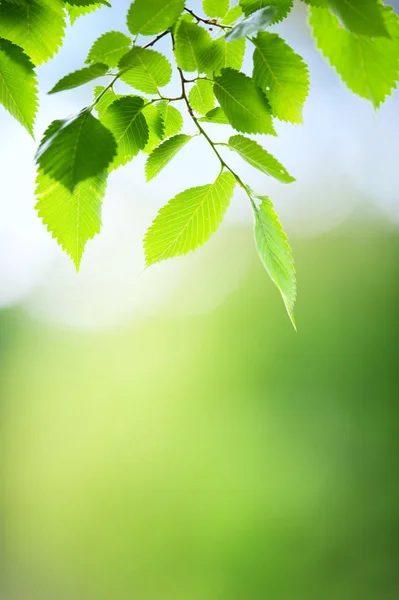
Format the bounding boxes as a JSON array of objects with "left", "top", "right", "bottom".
[
  {"left": 146, "top": 134, "right": 192, "bottom": 181},
  {"left": 144, "top": 171, "right": 236, "bottom": 265},
  {"left": 86, "top": 31, "right": 132, "bottom": 68},
  {"left": 206, "top": 37, "right": 246, "bottom": 76},
  {"left": 310, "top": 5, "right": 399, "bottom": 108},
  {"left": 301, "top": 0, "right": 326, "bottom": 5},
  {"left": 228, "top": 135, "right": 295, "bottom": 183},
  {"left": 174, "top": 19, "right": 213, "bottom": 73},
  {"left": 161, "top": 101, "right": 184, "bottom": 138},
  {"left": 222, "top": 4, "right": 243, "bottom": 25},
  {"left": 252, "top": 192, "right": 296, "bottom": 328},
  {"left": 0, "top": 38, "right": 37, "bottom": 136},
  {"left": 142, "top": 102, "right": 166, "bottom": 153},
  {"left": 198, "top": 106, "right": 229, "bottom": 124},
  {"left": 0, "top": 0, "right": 66, "bottom": 65},
  {"left": 226, "top": 6, "right": 278, "bottom": 41},
  {"left": 119, "top": 47, "right": 172, "bottom": 94},
  {"left": 213, "top": 68, "right": 276, "bottom": 134},
  {"left": 48, "top": 63, "right": 108, "bottom": 94},
  {"left": 127, "top": 0, "right": 185, "bottom": 35},
  {"left": 93, "top": 85, "right": 121, "bottom": 117},
  {"left": 36, "top": 110, "right": 117, "bottom": 191},
  {"left": 142, "top": 100, "right": 183, "bottom": 154},
  {"left": 327, "top": 0, "right": 389, "bottom": 37},
  {"left": 252, "top": 32, "right": 309, "bottom": 124},
  {"left": 203, "top": 0, "right": 229, "bottom": 18},
  {"left": 189, "top": 79, "right": 215, "bottom": 115},
  {"left": 65, "top": 0, "right": 110, "bottom": 4},
  {"left": 35, "top": 167, "right": 107, "bottom": 270},
  {"left": 239, "top": 0, "right": 293, "bottom": 23},
  {"left": 101, "top": 96, "right": 149, "bottom": 169},
  {"left": 65, "top": 1, "right": 108, "bottom": 24}
]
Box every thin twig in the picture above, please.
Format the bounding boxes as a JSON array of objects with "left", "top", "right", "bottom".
[{"left": 184, "top": 7, "right": 231, "bottom": 30}]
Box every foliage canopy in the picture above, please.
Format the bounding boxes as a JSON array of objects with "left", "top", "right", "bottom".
[{"left": 0, "top": 0, "right": 398, "bottom": 326}]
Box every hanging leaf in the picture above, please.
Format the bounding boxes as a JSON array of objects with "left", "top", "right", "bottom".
[
  {"left": 0, "top": 0, "right": 66, "bottom": 65},
  {"left": 0, "top": 38, "right": 38, "bottom": 136},
  {"left": 310, "top": 5, "right": 399, "bottom": 108},
  {"left": 327, "top": 0, "right": 389, "bottom": 37},
  {"left": 206, "top": 37, "right": 246, "bottom": 76},
  {"left": 48, "top": 63, "right": 109, "bottom": 94},
  {"left": 239, "top": 0, "right": 293, "bottom": 23},
  {"left": 127, "top": 0, "right": 185, "bottom": 35},
  {"left": 65, "top": 1, "right": 109, "bottom": 24},
  {"left": 101, "top": 96, "right": 149, "bottom": 169},
  {"left": 174, "top": 19, "right": 213, "bottom": 73},
  {"left": 119, "top": 47, "right": 172, "bottom": 94},
  {"left": 213, "top": 68, "right": 276, "bottom": 134},
  {"left": 203, "top": 0, "right": 229, "bottom": 18},
  {"left": 228, "top": 135, "right": 295, "bottom": 183},
  {"left": 145, "top": 134, "right": 193, "bottom": 181},
  {"left": 189, "top": 79, "right": 215, "bottom": 115},
  {"left": 251, "top": 192, "right": 296, "bottom": 328},
  {"left": 86, "top": 31, "right": 132, "bottom": 68},
  {"left": 144, "top": 171, "right": 236, "bottom": 265},
  {"left": 35, "top": 167, "right": 108, "bottom": 270},
  {"left": 36, "top": 110, "right": 117, "bottom": 190},
  {"left": 252, "top": 32, "right": 309, "bottom": 124},
  {"left": 199, "top": 106, "right": 230, "bottom": 124}
]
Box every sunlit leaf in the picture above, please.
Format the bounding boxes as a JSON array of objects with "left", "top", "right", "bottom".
[
  {"left": 0, "top": 38, "right": 38, "bottom": 135},
  {"left": 228, "top": 135, "right": 295, "bottom": 183},
  {"left": 144, "top": 171, "right": 236, "bottom": 265}
]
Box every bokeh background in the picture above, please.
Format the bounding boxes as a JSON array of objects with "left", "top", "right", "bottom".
[{"left": 1, "top": 1, "right": 399, "bottom": 598}]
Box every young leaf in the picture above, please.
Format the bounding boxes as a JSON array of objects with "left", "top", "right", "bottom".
[
  {"left": 199, "top": 106, "right": 230, "bottom": 124},
  {"left": 174, "top": 19, "right": 213, "bottom": 73},
  {"left": 35, "top": 168, "right": 107, "bottom": 270},
  {"left": 310, "top": 5, "right": 399, "bottom": 108},
  {"left": 206, "top": 37, "right": 246, "bottom": 76},
  {"left": 65, "top": 0, "right": 110, "bottom": 4},
  {"left": 93, "top": 86, "right": 121, "bottom": 117},
  {"left": 327, "top": 0, "right": 389, "bottom": 37},
  {"left": 127, "top": 0, "right": 185, "bottom": 35},
  {"left": 36, "top": 110, "right": 117, "bottom": 191},
  {"left": 222, "top": 5, "right": 243, "bottom": 25},
  {"left": 160, "top": 102, "right": 184, "bottom": 137},
  {"left": 142, "top": 103, "right": 166, "bottom": 153},
  {"left": 0, "top": 0, "right": 66, "bottom": 65},
  {"left": 86, "top": 31, "right": 132, "bottom": 68},
  {"left": 142, "top": 100, "right": 184, "bottom": 154},
  {"left": 145, "top": 134, "right": 192, "bottom": 181},
  {"left": 189, "top": 79, "right": 215, "bottom": 115},
  {"left": 228, "top": 135, "right": 295, "bottom": 183},
  {"left": 239, "top": 0, "right": 293, "bottom": 23},
  {"left": 119, "top": 47, "right": 172, "bottom": 94},
  {"left": 144, "top": 171, "right": 236, "bottom": 266},
  {"left": 142, "top": 100, "right": 184, "bottom": 153},
  {"left": 213, "top": 68, "right": 276, "bottom": 134},
  {"left": 48, "top": 63, "right": 108, "bottom": 94},
  {"left": 252, "top": 32, "right": 309, "bottom": 124},
  {"left": 252, "top": 193, "right": 296, "bottom": 328},
  {"left": 101, "top": 96, "right": 149, "bottom": 169},
  {"left": 203, "top": 0, "right": 229, "bottom": 18},
  {"left": 0, "top": 38, "right": 38, "bottom": 136},
  {"left": 226, "top": 6, "right": 278, "bottom": 41},
  {"left": 65, "top": 2, "right": 108, "bottom": 24}
]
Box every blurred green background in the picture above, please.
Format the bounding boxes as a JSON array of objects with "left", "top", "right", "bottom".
[{"left": 1, "top": 215, "right": 399, "bottom": 600}]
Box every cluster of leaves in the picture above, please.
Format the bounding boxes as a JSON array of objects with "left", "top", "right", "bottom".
[{"left": 0, "top": 0, "right": 398, "bottom": 326}]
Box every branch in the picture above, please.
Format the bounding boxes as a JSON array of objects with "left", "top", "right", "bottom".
[{"left": 184, "top": 7, "right": 231, "bottom": 30}]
